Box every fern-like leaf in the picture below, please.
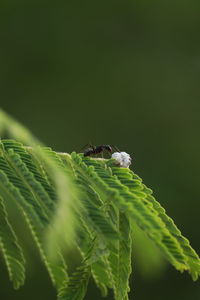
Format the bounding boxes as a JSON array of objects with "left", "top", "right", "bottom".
[
  {"left": 111, "top": 166, "right": 200, "bottom": 280},
  {"left": 0, "top": 140, "right": 68, "bottom": 290},
  {"left": 70, "top": 153, "right": 200, "bottom": 278},
  {"left": 58, "top": 264, "right": 90, "bottom": 300},
  {"left": 0, "top": 196, "right": 26, "bottom": 289},
  {"left": 0, "top": 108, "right": 199, "bottom": 299},
  {"left": 107, "top": 213, "right": 132, "bottom": 300}
]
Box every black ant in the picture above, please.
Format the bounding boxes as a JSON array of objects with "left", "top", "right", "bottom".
[{"left": 83, "top": 144, "right": 113, "bottom": 157}]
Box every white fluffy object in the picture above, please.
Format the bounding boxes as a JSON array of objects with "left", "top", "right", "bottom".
[{"left": 111, "top": 152, "right": 132, "bottom": 168}]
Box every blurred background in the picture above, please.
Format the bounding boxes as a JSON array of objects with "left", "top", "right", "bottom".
[{"left": 0, "top": 0, "right": 200, "bottom": 299}]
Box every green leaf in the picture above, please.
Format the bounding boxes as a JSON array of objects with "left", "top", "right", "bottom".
[
  {"left": 0, "top": 196, "right": 26, "bottom": 289},
  {"left": 107, "top": 213, "right": 132, "bottom": 300},
  {"left": 58, "top": 264, "right": 90, "bottom": 300},
  {"left": 111, "top": 165, "right": 200, "bottom": 280},
  {"left": 76, "top": 212, "right": 113, "bottom": 297},
  {"left": 71, "top": 153, "right": 199, "bottom": 277},
  {"left": 0, "top": 141, "right": 69, "bottom": 290},
  {"left": 0, "top": 106, "right": 199, "bottom": 299}
]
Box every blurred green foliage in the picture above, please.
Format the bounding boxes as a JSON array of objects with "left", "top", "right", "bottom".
[{"left": 0, "top": 1, "right": 200, "bottom": 299}]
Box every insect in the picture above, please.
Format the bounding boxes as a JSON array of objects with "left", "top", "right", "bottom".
[{"left": 83, "top": 144, "right": 113, "bottom": 157}]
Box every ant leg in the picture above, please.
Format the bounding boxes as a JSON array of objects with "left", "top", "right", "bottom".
[{"left": 102, "top": 149, "right": 111, "bottom": 158}]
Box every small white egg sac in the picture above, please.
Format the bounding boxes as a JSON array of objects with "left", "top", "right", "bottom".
[{"left": 111, "top": 152, "right": 132, "bottom": 168}]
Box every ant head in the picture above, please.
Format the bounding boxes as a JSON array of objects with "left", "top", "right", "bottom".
[{"left": 104, "top": 145, "right": 112, "bottom": 152}]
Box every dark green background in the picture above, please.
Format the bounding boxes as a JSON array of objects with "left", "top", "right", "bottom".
[{"left": 0, "top": 1, "right": 200, "bottom": 299}]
